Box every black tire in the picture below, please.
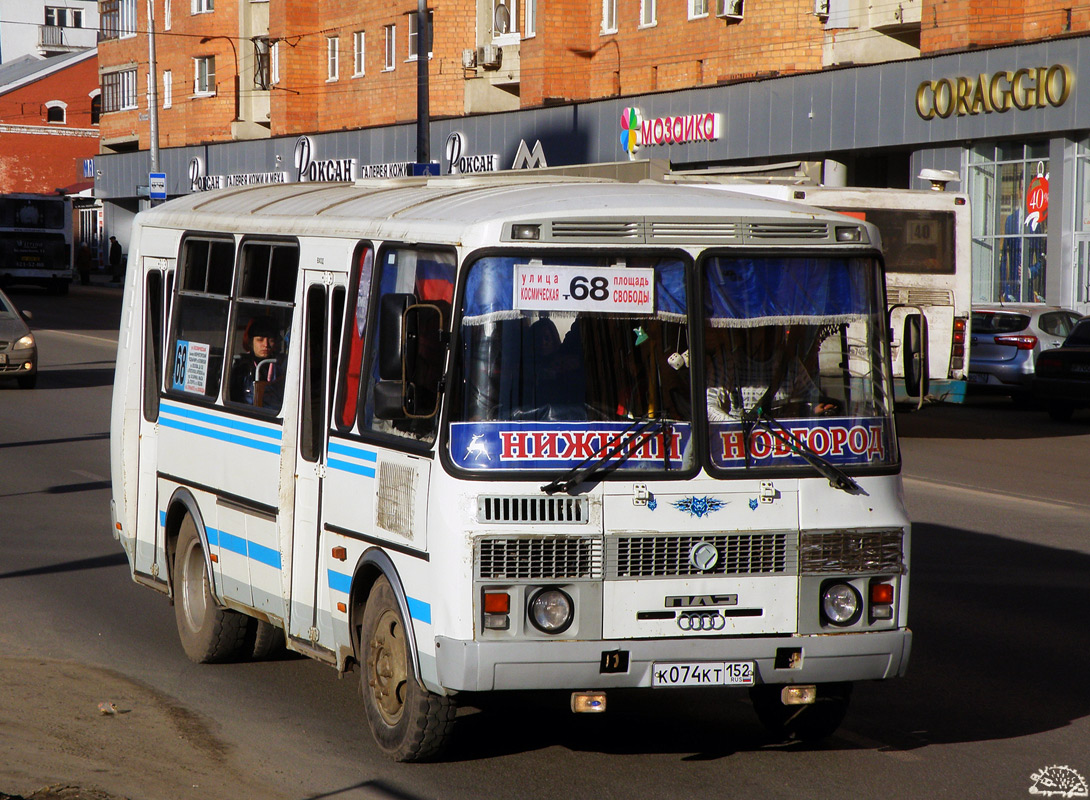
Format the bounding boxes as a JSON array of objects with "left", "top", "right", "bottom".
[
  {"left": 359, "top": 577, "right": 455, "bottom": 761},
  {"left": 1047, "top": 402, "right": 1075, "bottom": 422},
  {"left": 172, "top": 514, "right": 251, "bottom": 663},
  {"left": 251, "top": 619, "right": 286, "bottom": 660},
  {"left": 16, "top": 373, "right": 36, "bottom": 389},
  {"left": 749, "top": 682, "right": 852, "bottom": 743}
]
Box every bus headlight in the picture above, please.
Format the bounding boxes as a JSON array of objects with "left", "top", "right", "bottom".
[
  {"left": 821, "top": 583, "right": 861, "bottom": 626},
  {"left": 528, "top": 587, "right": 574, "bottom": 634}
]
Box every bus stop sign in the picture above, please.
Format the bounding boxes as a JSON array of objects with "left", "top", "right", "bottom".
[{"left": 149, "top": 173, "right": 167, "bottom": 200}]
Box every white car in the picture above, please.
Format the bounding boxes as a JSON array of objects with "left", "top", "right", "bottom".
[{"left": 0, "top": 288, "right": 37, "bottom": 389}]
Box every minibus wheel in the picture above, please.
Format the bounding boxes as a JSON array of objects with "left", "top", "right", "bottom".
[
  {"left": 749, "top": 682, "right": 852, "bottom": 742},
  {"left": 360, "top": 576, "right": 455, "bottom": 761},
  {"left": 173, "top": 514, "right": 250, "bottom": 663}
]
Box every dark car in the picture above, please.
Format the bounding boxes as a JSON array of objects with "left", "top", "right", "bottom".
[
  {"left": 0, "top": 287, "right": 38, "bottom": 389},
  {"left": 967, "top": 304, "right": 1082, "bottom": 403},
  {"left": 1033, "top": 317, "right": 1090, "bottom": 421}
]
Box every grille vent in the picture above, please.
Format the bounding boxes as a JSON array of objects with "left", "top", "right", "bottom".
[
  {"left": 649, "top": 220, "right": 740, "bottom": 242},
  {"left": 376, "top": 462, "right": 415, "bottom": 538},
  {"left": 551, "top": 220, "right": 640, "bottom": 239},
  {"left": 478, "top": 495, "right": 588, "bottom": 524},
  {"left": 800, "top": 529, "right": 904, "bottom": 575},
  {"left": 606, "top": 532, "right": 794, "bottom": 579},
  {"left": 746, "top": 221, "right": 828, "bottom": 240},
  {"left": 477, "top": 535, "right": 603, "bottom": 580}
]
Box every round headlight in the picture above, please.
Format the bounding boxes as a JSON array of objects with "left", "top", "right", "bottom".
[
  {"left": 528, "top": 588, "right": 574, "bottom": 634},
  {"left": 822, "top": 583, "right": 861, "bottom": 626}
]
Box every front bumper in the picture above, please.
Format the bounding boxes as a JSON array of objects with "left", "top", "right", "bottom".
[{"left": 435, "top": 628, "right": 911, "bottom": 691}]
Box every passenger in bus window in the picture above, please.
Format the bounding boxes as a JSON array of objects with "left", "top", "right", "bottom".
[{"left": 231, "top": 316, "right": 286, "bottom": 411}]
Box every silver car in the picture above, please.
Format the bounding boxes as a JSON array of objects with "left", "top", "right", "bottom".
[
  {"left": 968, "top": 303, "right": 1081, "bottom": 403},
  {"left": 0, "top": 288, "right": 37, "bottom": 389}
]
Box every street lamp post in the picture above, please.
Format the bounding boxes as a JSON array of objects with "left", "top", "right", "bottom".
[{"left": 200, "top": 35, "right": 240, "bottom": 122}]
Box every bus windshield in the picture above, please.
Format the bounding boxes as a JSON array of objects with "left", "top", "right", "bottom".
[
  {"left": 701, "top": 255, "right": 897, "bottom": 473},
  {"left": 450, "top": 254, "right": 694, "bottom": 473}
]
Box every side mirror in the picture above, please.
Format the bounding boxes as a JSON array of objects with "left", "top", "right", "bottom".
[
  {"left": 902, "top": 313, "right": 930, "bottom": 398},
  {"left": 374, "top": 294, "right": 446, "bottom": 420}
]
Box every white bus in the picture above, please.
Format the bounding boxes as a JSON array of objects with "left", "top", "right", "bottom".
[
  {"left": 110, "top": 175, "right": 911, "bottom": 761},
  {"left": 668, "top": 179, "right": 972, "bottom": 404}
]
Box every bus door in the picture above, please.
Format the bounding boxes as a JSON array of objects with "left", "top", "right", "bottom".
[
  {"left": 135, "top": 259, "right": 173, "bottom": 586},
  {"left": 289, "top": 271, "right": 345, "bottom": 646}
]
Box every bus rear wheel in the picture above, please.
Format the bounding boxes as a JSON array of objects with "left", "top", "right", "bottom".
[
  {"left": 172, "top": 514, "right": 250, "bottom": 663},
  {"left": 359, "top": 577, "right": 455, "bottom": 761},
  {"left": 749, "top": 682, "right": 852, "bottom": 743}
]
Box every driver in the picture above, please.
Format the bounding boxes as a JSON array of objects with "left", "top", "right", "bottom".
[{"left": 231, "top": 316, "right": 286, "bottom": 410}]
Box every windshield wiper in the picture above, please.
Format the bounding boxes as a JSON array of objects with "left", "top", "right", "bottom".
[
  {"left": 748, "top": 411, "right": 866, "bottom": 496},
  {"left": 541, "top": 416, "right": 665, "bottom": 495}
]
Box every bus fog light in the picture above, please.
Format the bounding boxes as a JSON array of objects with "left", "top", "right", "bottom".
[
  {"left": 782, "top": 685, "right": 817, "bottom": 705},
  {"left": 528, "top": 587, "right": 574, "bottom": 634},
  {"left": 822, "top": 583, "right": 861, "bottom": 626},
  {"left": 871, "top": 604, "right": 893, "bottom": 620},
  {"left": 571, "top": 691, "right": 606, "bottom": 713}
]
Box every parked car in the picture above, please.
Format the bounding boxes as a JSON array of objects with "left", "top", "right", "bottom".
[
  {"left": 1033, "top": 316, "right": 1090, "bottom": 421},
  {"left": 967, "top": 304, "right": 1082, "bottom": 404},
  {"left": 0, "top": 288, "right": 37, "bottom": 389}
]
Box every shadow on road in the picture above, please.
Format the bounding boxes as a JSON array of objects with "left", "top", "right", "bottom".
[
  {"left": 897, "top": 396, "right": 1090, "bottom": 440},
  {"left": 0, "top": 552, "right": 128, "bottom": 581},
  {"left": 434, "top": 520, "right": 1090, "bottom": 761}
]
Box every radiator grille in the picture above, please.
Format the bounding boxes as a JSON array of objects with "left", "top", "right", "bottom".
[
  {"left": 376, "top": 462, "right": 415, "bottom": 538},
  {"left": 649, "top": 220, "right": 740, "bottom": 242},
  {"left": 477, "top": 536, "right": 602, "bottom": 580},
  {"left": 888, "top": 286, "right": 954, "bottom": 306},
  {"left": 606, "top": 532, "right": 794, "bottom": 579},
  {"left": 477, "top": 495, "right": 589, "bottom": 524},
  {"left": 746, "top": 221, "right": 829, "bottom": 240},
  {"left": 551, "top": 220, "right": 641, "bottom": 239},
  {"left": 800, "top": 529, "right": 904, "bottom": 575}
]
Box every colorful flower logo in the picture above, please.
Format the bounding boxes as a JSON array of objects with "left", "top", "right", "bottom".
[{"left": 620, "top": 107, "right": 642, "bottom": 157}]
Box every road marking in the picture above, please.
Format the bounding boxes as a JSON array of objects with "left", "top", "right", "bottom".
[
  {"left": 903, "top": 475, "right": 1090, "bottom": 513},
  {"left": 37, "top": 329, "right": 118, "bottom": 345}
]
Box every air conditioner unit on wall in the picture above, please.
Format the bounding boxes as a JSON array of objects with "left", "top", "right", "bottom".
[
  {"left": 715, "top": 0, "right": 744, "bottom": 20},
  {"left": 462, "top": 48, "right": 477, "bottom": 68},
  {"left": 477, "top": 44, "right": 502, "bottom": 69}
]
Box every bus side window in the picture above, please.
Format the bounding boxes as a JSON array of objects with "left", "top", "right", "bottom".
[
  {"left": 142, "top": 270, "right": 164, "bottom": 421},
  {"left": 359, "top": 246, "right": 454, "bottom": 441},
  {"left": 334, "top": 244, "right": 374, "bottom": 431},
  {"left": 167, "top": 237, "right": 234, "bottom": 401}
]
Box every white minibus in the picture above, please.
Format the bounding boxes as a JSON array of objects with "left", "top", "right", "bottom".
[{"left": 110, "top": 175, "right": 911, "bottom": 760}]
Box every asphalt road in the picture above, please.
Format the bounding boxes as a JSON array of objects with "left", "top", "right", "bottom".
[{"left": 1, "top": 283, "right": 1088, "bottom": 800}]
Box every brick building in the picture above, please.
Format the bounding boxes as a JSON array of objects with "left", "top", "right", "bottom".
[
  {"left": 95, "top": 1, "right": 1090, "bottom": 312},
  {"left": 0, "top": 49, "right": 99, "bottom": 194}
]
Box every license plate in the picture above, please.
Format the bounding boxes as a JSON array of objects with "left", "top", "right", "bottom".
[
  {"left": 1072, "top": 364, "right": 1090, "bottom": 373},
  {"left": 0, "top": 354, "right": 7, "bottom": 365},
  {"left": 652, "top": 661, "right": 754, "bottom": 687},
  {"left": 966, "top": 372, "right": 986, "bottom": 384}
]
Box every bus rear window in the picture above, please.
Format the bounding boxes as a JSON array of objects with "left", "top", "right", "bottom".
[{"left": 835, "top": 208, "right": 955, "bottom": 275}]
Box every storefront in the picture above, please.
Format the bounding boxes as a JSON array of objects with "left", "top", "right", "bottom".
[{"left": 95, "top": 34, "right": 1090, "bottom": 314}]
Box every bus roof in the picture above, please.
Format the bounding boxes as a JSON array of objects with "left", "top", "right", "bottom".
[{"left": 133, "top": 175, "right": 877, "bottom": 250}]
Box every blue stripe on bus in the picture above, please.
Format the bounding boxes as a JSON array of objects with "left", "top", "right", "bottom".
[
  {"left": 327, "top": 458, "right": 377, "bottom": 479},
  {"left": 161, "top": 402, "right": 283, "bottom": 440},
  {"left": 328, "top": 441, "right": 378, "bottom": 460},
  {"left": 248, "top": 541, "right": 282, "bottom": 569},
  {"left": 327, "top": 569, "right": 431, "bottom": 624},
  {"left": 159, "top": 416, "right": 283, "bottom": 455},
  {"left": 206, "top": 526, "right": 283, "bottom": 570}
]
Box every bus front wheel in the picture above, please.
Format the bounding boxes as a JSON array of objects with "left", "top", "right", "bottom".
[
  {"left": 749, "top": 682, "right": 852, "bottom": 743},
  {"left": 172, "top": 514, "right": 251, "bottom": 663},
  {"left": 359, "top": 576, "right": 455, "bottom": 761}
]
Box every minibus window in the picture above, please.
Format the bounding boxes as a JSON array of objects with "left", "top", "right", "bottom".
[
  {"left": 335, "top": 244, "right": 375, "bottom": 431},
  {"left": 142, "top": 270, "right": 164, "bottom": 421}
]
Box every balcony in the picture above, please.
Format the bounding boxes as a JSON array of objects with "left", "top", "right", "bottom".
[{"left": 38, "top": 25, "right": 99, "bottom": 55}]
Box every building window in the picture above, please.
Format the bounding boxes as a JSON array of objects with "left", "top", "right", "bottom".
[
  {"left": 194, "top": 56, "right": 216, "bottom": 95},
  {"left": 492, "top": 0, "right": 518, "bottom": 44},
  {"left": 353, "top": 31, "right": 365, "bottom": 76},
  {"left": 384, "top": 25, "right": 395, "bottom": 71},
  {"left": 101, "top": 0, "right": 137, "bottom": 39},
  {"left": 90, "top": 92, "right": 101, "bottom": 124},
  {"left": 689, "top": 0, "right": 708, "bottom": 19},
  {"left": 119, "top": 0, "right": 136, "bottom": 36},
  {"left": 45, "top": 7, "right": 83, "bottom": 27},
  {"left": 602, "top": 0, "right": 617, "bottom": 33},
  {"left": 163, "top": 70, "right": 172, "bottom": 108},
  {"left": 192, "top": 0, "right": 214, "bottom": 13},
  {"left": 327, "top": 36, "right": 339, "bottom": 80},
  {"left": 969, "top": 142, "right": 1050, "bottom": 303},
  {"left": 524, "top": 0, "right": 535, "bottom": 36},
  {"left": 164, "top": 0, "right": 171, "bottom": 29},
  {"left": 271, "top": 41, "right": 280, "bottom": 85},
  {"left": 102, "top": 68, "right": 138, "bottom": 112},
  {"left": 45, "top": 101, "right": 66, "bottom": 124},
  {"left": 640, "top": 0, "right": 656, "bottom": 27},
  {"left": 408, "top": 11, "right": 433, "bottom": 60},
  {"left": 254, "top": 37, "right": 271, "bottom": 89}
]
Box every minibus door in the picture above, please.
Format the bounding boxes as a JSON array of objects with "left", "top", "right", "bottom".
[{"left": 289, "top": 273, "right": 344, "bottom": 647}]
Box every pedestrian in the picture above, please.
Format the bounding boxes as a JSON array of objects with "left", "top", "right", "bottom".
[
  {"left": 75, "top": 243, "right": 92, "bottom": 285},
  {"left": 109, "top": 235, "right": 123, "bottom": 283}
]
